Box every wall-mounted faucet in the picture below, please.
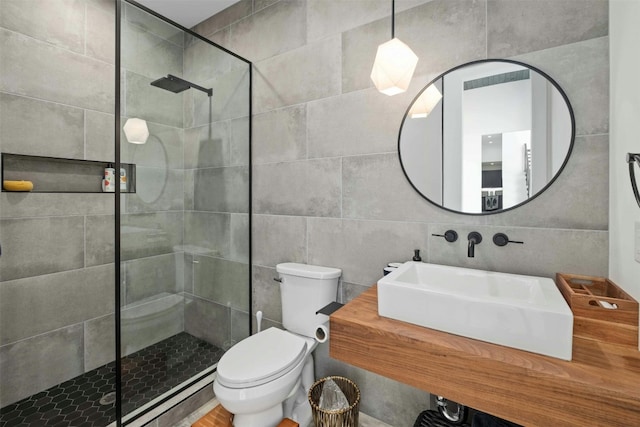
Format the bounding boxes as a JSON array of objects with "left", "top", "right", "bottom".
[
  {"left": 492, "top": 233, "right": 524, "bottom": 247},
  {"left": 467, "top": 232, "right": 482, "bottom": 257},
  {"left": 432, "top": 230, "right": 458, "bottom": 242}
]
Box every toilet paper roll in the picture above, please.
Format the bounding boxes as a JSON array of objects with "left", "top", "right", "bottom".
[{"left": 315, "top": 323, "right": 329, "bottom": 343}]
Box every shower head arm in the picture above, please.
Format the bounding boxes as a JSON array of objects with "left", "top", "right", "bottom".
[{"left": 165, "top": 74, "right": 212, "bottom": 97}]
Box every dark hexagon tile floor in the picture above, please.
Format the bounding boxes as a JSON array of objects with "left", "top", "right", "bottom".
[{"left": 0, "top": 333, "right": 223, "bottom": 427}]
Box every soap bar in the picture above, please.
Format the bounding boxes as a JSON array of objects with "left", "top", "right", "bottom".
[{"left": 3, "top": 180, "right": 34, "bottom": 192}]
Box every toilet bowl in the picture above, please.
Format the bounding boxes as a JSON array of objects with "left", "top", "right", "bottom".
[
  {"left": 213, "top": 263, "right": 341, "bottom": 427},
  {"left": 214, "top": 328, "right": 316, "bottom": 427}
]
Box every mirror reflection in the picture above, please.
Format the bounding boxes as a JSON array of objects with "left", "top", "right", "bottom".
[{"left": 399, "top": 60, "right": 574, "bottom": 214}]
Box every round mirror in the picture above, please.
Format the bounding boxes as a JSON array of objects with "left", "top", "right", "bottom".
[{"left": 399, "top": 59, "right": 575, "bottom": 215}]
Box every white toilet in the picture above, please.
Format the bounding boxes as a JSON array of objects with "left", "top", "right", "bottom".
[{"left": 213, "top": 262, "right": 341, "bottom": 427}]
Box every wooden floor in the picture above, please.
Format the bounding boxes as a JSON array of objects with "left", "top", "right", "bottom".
[
  {"left": 191, "top": 404, "right": 233, "bottom": 427},
  {"left": 190, "top": 404, "right": 300, "bottom": 427}
]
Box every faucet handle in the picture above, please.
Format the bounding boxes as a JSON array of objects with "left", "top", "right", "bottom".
[
  {"left": 432, "top": 230, "right": 458, "bottom": 243},
  {"left": 493, "top": 233, "right": 523, "bottom": 247}
]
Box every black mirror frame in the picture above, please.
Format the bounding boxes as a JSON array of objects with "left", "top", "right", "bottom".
[{"left": 398, "top": 58, "right": 576, "bottom": 216}]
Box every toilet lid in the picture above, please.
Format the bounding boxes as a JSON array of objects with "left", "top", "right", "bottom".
[{"left": 217, "top": 328, "right": 307, "bottom": 388}]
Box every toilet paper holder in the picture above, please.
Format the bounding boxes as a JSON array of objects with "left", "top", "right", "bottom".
[{"left": 316, "top": 301, "right": 344, "bottom": 316}]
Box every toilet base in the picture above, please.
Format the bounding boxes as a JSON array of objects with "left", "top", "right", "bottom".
[{"left": 233, "top": 404, "right": 282, "bottom": 427}]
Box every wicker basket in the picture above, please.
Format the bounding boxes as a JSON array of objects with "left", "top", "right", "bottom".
[{"left": 308, "top": 376, "right": 360, "bottom": 427}]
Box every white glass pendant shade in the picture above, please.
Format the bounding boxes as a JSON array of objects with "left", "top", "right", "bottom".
[
  {"left": 123, "top": 118, "right": 149, "bottom": 144},
  {"left": 370, "top": 38, "right": 419, "bottom": 96},
  {"left": 409, "top": 85, "right": 443, "bottom": 118}
]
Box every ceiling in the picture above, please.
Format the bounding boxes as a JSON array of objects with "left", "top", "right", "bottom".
[{"left": 135, "top": 0, "right": 239, "bottom": 28}]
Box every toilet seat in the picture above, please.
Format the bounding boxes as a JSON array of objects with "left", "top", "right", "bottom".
[{"left": 217, "top": 328, "right": 307, "bottom": 389}]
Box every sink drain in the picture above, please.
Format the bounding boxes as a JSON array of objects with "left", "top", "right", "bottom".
[{"left": 99, "top": 392, "right": 116, "bottom": 405}]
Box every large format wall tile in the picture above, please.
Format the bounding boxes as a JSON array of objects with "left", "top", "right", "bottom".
[
  {"left": 0, "top": 93, "right": 84, "bottom": 158},
  {"left": 307, "top": 0, "right": 388, "bottom": 42},
  {"left": 514, "top": 37, "right": 609, "bottom": 137},
  {"left": 0, "top": 264, "right": 114, "bottom": 346},
  {"left": 0, "top": 324, "right": 84, "bottom": 407},
  {"left": 84, "top": 314, "right": 115, "bottom": 371},
  {"left": 193, "top": 166, "right": 249, "bottom": 213},
  {"left": 253, "top": 158, "right": 341, "bottom": 217},
  {"left": 252, "top": 214, "right": 307, "bottom": 267},
  {"left": 124, "top": 167, "right": 185, "bottom": 213},
  {"left": 253, "top": 35, "right": 341, "bottom": 114},
  {"left": 482, "top": 135, "right": 609, "bottom": 231},
  {"left": 227, "top": 0, "right": 306, "bottom": 62},
  {"left": 86, "top": 0, "right": 115, "bottom": 64},
  {"left": 0, "top": 0, "right": 85, "bottom": 53},
  {"left": 86, "top": 110, "right": 115, "bottom": 162},
  {"left": 184, "top": 211, "right": 230, "bottom": 258},
  {"left": 121, "top": 211, "right": 184, "bottom": 260},
  {"left": 184, "top": 295, "right": 230, "bottom": 349},
  {"left": 121, "top": 20, "right": 183, "bottom": 80},
  {"left": 124, "top": 253, "right": 182, "bottom": 305},
  {"left": 124, "top": 2, "right": 184, "bottom": 47},
  {"left": 193, "top": 256, "right": 250, "bottom": 311},
  {"left": 230, "top": 116, "right": 250, "bottom": 167},
  {"left": 190, "top": 66, "right": 250, "bottom": 126},
  {"left": 0, "top": 216, "right": 84, "bottom": 281},
  {"left": 252, "top": 265, "right": 282, "bottom": 324},
  {"left": 308, "top": 218, "right": 430, "bottom": 286},
  {"left": 0, "top": 193, "right": 113, "bottom": 219},
  {"left": 0, "top": 29, "right": 114, "bottom": 113},
  {"left": 487, "top": 0, "right": 608, "bottom": 58},
  {"left": 427, "top": 225, "right": 609, "bottom": 278},
  {"left": 253, "top": 105, "right": 307, "bottom": 165},
  {"left": 184, "top": 121, "right": 230, "bottom": 169},
  {"left": 306, "top": 87, "right": 416, "bottom": 159},
  {"left": 230, "top": 213, "right": 249, "bottom": 263},
  {"left": 85, "top": 215, "right": 115, "bottom": 267},
  {"left": 342, "top": 153, "right": 454, "bottom": 223}
]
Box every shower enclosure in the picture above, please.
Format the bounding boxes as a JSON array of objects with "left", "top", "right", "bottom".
[{"left": 0, "top": 0, "right": 251, "bottom": 425}]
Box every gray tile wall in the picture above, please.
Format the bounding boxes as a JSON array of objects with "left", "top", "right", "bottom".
[
  {"left": 195, "top": 0, "right": 609, "bottom": 425},
  {"left": 0, "top": 0, "right": 117, "bottom": 407},
  {"left": 181, "top": 33, "right": 251, "bottom": 350}
]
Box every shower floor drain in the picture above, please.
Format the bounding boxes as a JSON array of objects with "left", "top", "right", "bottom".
[{"left": 100, "top": 391, "right": 117, "bottom": 405}]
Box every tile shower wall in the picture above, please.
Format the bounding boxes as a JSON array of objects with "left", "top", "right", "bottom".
[
  {"left": 195, "top": 0, "right": 609, "bottom": 425},
  {"left": 181, "top": 33, "right": 251, "bottom": 350},
  {"left": 0, "top": 0, "right": 116, "bottom": 407}
]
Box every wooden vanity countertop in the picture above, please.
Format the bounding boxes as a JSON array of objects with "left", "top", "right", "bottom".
[{"left": 329, "top": 286, "right": 640, "bottom": 427}]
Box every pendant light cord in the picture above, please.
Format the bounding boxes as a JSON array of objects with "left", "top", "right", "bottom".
[{"left": 391, "top": 0, "right": 395, "bottom": 38}]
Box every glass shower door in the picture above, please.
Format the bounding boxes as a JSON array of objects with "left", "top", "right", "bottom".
[{"left": 118, "top": 0, "right": 251, "bottom": 421}]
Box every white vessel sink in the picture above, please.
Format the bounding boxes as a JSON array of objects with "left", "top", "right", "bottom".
[{"left": 377, "top": 262, "right": 573, "bottom": 360}]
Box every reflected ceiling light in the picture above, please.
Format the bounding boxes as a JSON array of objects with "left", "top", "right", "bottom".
[
  {"left": 370, "top": 0, "right": 418, "bottom": 96},
  {"left": 123, "top": 118, "right": 149, "bottom": 144},
  {"left": 409, "top": 85, "right": 442, "bottom": 118}
]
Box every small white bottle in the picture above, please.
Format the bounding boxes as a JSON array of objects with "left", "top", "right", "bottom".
[{"left": 120, "top": 168, "right": 127, "bottom": 192}]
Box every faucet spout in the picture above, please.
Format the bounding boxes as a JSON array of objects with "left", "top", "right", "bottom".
[{"left": 467, "top": 232, "right": 483, "bottom": 258}]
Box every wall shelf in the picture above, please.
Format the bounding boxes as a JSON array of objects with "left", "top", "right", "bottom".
[{"left": 1, "top": 153, "right": 136, "bottom": 193}]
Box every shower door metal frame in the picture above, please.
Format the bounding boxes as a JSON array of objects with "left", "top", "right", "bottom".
[{"left": 115, "top": 1, "right": 253, "bottom": 425}]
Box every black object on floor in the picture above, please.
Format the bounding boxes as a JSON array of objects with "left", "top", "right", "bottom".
[
  {"left": 0, "top": 332, "right": 223, "bottom": 427},
  {"left": 471, "top": 412, "right": 522, "bottom": 427},
  {"left": 414, "top": 410, "right": 471, "bottom": 427}
]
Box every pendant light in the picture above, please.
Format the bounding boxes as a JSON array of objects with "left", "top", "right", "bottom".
[
  {"left": 370, "top": 0, "right": 418, "bottom": 96},
  {"left": 409, "top": 84, "right": 443, "bottom": 118},
  {"left": 123, "top": 118, "right": 149, "bottom": 144}
]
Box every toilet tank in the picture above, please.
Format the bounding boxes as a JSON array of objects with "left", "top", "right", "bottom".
[{"left": 276, "top": 263, "right": 341, "bottom": 338}]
